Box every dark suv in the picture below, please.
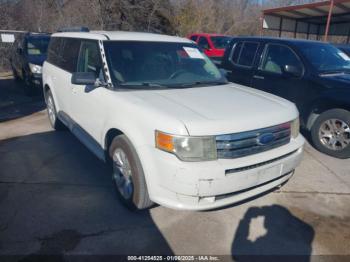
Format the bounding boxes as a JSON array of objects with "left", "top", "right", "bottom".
[
  {"left": 221, "top": 37, "right": 350, "bottom": 158},
  {"left": 10, "top": 32, "right": 50, "bottom": 94}
]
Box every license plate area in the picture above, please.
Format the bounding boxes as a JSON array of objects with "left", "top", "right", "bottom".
[{"left": 257, "top": 164, "right": 283, "bottom": 184}]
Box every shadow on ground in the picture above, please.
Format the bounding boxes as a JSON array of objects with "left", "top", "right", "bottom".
[
  {"left": 232, "top": 205, "right": 315, "bottom": 262},
  {"left": 0, "top": 131, "right": 173, "bottom": 257},
  {"left": 0, "top": 77, "right": 45, "bottom": 122}
]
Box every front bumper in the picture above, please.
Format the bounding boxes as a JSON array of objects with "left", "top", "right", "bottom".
[
  {"left": 29, "top": 73, "right": 42, "bottom": 87},
  {"left": 138, "top": 135, "right": 305, "bottom": 210}
]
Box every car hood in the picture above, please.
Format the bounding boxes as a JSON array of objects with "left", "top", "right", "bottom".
[
  {"left": 27, "top": 55, "right": 47, "bottom": 66},
  {"left": 130, "top": 83, "right": 298, "bottom": 136}
]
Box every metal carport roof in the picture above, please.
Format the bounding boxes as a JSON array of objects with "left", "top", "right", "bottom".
[{"left": 261, "top": 0, "right": 350, "bottom": 43}]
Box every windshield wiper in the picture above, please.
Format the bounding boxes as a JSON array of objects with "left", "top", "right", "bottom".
[
  {"left": 118, "top": 81, "right": 228, "bottom": 89},
  {"left": 176, "top": 81, "right": 228, "bottom": 88},
  {"left": 118, "top": 82, "right": 167, "bottom": 89}
]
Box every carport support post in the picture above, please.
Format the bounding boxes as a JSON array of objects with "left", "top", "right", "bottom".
[
  {"left": 260, "top": 14, "right": 265, "bottom": 36},
  {"left": 306, "top": 23, "right": 310, "bottom": 39},
  {"left": 279, "top": 17, "right": 283, "bottom": 37},
  {"left": 347, "top": 27, "right": 350, "bottom": 44},
  {"left": 324, "top": 0, "right": 335, "bottom": 42},
  {"left": 294, "top": 21, "right": 298, "bottom": 38}
]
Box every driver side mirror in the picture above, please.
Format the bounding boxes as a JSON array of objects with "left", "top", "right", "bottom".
[
  {"left": 71, "top": 72, "right": 108, "bottom": 88},
  {"left": 282, "top": 65, "right": 303, "bottom": 78},
  {"left": 71, "top": 72, "right": 96, "bottom": 85}
]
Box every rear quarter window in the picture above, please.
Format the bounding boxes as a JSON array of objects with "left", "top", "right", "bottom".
[
  {"left": 231, "top": 42, "right": 243, "bottom": 64},
  {"left": 47, "top": 37, "right": 62, "bottom": 66},
  {"left": 230, "top": 41, "right": 259, "bottom": 67}
]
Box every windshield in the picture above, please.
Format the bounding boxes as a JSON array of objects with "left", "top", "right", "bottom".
[
  {"left": 27, "top": 37, "right": 50, "bottom": 56},
  {"left": 341, "top": 48, "right": 350, "bottom": 57},
  {"left": 104, "top": 41, "right": 227, "bottom": 88},
  {"left": 210, "top": 36, "right": 232, "bottom": 49},
  {"left": 299, "top": 43, "right": 350, "bottom": 73}
]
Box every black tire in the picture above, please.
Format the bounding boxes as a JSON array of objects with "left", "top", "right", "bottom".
[
  {"left": 45, "top": 89, "right": 65, "bottom": 130},
  {"left": 11, "top": 66, "right": 20, "bottom": 81},
  {"left": 23, "top": 70, "right": 34, "bottom": 96},
  {"left": 311, "top": 109, "right": 350, "bottom": 159},
  {"left": 109, "top": 135, "right": 153, "bottom": 210}
]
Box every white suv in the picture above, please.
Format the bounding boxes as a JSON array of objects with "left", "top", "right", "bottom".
[{"left": 42, "top": 29, "right": 305, "bottom": 210}]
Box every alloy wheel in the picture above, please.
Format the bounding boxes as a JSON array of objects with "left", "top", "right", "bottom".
[
  {"left": 47, "top": 95, "right": 56, "bottom": 125},
  {"left": 318, "top": 118, "right": 350, "bottom": 150},
  {"left": 112, "top": 148, "right": 133, "bottom": 200}
]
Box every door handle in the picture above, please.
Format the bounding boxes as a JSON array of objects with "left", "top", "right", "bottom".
[{"left": 253, "top": 75, "right": 264, "bottom": 80}]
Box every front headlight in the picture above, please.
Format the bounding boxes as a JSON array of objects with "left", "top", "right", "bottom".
[
  {"left": 155, "top": 130, "right": 217, "bottom": 161},
  {"left": 29, "top": 63, "right": 42, "bottom": 74},
  {"left": 291, "top": 117, "right": 300, "bottom": 138}
]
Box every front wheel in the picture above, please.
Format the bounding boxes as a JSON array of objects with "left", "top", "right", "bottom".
[
  {"left": 45, "top": 89, "right": 65, "bottom": 130},
  {"left": 109, "top": 135, "right": 153, "bottom": 210},
  {"left": 311, "top": 109, "right": 350, "bottom": 158},
  {"left": 23, "top": 70, "right": 34, "bottom": 96},
  {"left": 11, "top": 65, "right": 20, "bottom": 81}
]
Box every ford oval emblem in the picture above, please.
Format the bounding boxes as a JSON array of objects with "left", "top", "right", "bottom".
[{"left": 257, "top": 133, "right": 275, "bottom": 145}]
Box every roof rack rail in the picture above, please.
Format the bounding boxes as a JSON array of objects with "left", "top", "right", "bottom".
[
  {"left": 27, "top": 32, "right": 51, "bottom": 35},
  {"left": 57, "top": 26, "right": 89, "bottom": 33}
]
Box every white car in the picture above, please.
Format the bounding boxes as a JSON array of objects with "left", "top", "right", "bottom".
[{"left": 42, "top": 28, "right": 305, "bottom": 210}]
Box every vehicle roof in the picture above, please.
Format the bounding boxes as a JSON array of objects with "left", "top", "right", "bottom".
[
  {"left": 334, "top": 44, "right": 350, "bottom": 49},
  {"left": 52, "top": 31, "right": 192, "bottom": 43},
  {"left": 25, "top": 32, "right": 51, "bottom": 38},
  {"left": 232, "top": 36, "right": 330, "bottom": 45}
]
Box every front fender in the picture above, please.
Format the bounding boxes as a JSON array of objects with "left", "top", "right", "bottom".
[
  {"left": 42, "top": 63, "right": 60, "bottom": 111},
  {"left": 305, "top": 89, "right": 350, "bottom": 129},
  {"left": 100, "top": 103, "right": 189, "bottom": 198},
  {"left": 101, "top": 98, "right": 190, "bottom": 151}
]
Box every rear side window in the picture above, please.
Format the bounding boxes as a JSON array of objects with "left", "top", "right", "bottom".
[
  {"left": 190, "top": 35, "right": 198, "bottom": 42},
  {"left": 47, "top": 37, "right": 62, "bottom": 66},
  {"left": 60, "top": 38, "right": 81, "bottom": 72},
  {"left": 77, "top": 40, "right": 103, "bottom": 78},
  {"left": 239, "top": 42, "right": 259, "bottom": 66},
  {"left": 231, "top": 41, "right": 259, "bottom": 67}
]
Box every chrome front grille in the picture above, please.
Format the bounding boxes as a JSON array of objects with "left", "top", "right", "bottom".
[{"left": 216, "top": 123, "right": 291, "bottom": 159}]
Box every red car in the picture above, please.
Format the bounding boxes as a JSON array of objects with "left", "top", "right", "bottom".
[{"left": 188, "top": 33, "right": 232, "bottom": 63}]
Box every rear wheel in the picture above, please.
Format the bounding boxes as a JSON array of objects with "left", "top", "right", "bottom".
[
  {"left": 109, "top": 135, "right": 153, "bottom": 210},
  {"left": 45, "top": 89, "right": 65, "bottom": 130},
  {"left": 311, "top": 109, "right": 350, "bottom": 158}
]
